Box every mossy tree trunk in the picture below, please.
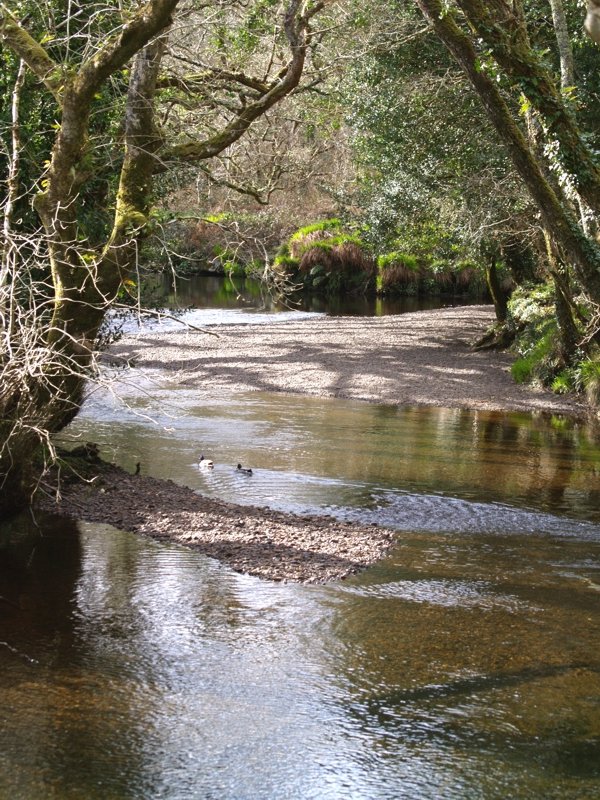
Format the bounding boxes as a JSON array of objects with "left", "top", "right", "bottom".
[
  {"left": 544, "top": 233, "right": 581, "bottom": 365},
  {"left": 414, "top": 0, "right": 600, "bottom": 308},
  {"left": 485, "top": 255, "right": 508, "bottom": 325},
  {"left": 1, "top": 1, "right": 179, "bottom": 513},
  {"left": 0, "top": 0, "right": 322, "bottom": 513}
]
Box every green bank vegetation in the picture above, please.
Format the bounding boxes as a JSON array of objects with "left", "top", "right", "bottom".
[{"left": 2, "top": 0, "right": 600, "bottom": 511}]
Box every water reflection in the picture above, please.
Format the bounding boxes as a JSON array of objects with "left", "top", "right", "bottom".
[
  {"left": 140, "top": 272, "right": 481, "bottom": 318},
  {"left": 70, "top": 387, "right": 600, "bottom": 523},
  {"left": 1, "top": 513, "right": 599, "bottom": 798}
]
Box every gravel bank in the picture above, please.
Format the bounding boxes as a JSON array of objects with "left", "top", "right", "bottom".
[
  {"left": 44, "top": 306, "right": 588, "bottom": 584},
  {"left": 41, "top": 463, "right": 396, "bottom": 583},
  {"left": 110, "top": 305, "right": 586, "bottom": 415}
]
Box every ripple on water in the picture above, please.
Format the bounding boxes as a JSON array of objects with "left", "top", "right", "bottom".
[
  {"left": 338, "top": 578, "right": 538, "bottom": 613},
  {"left": 193, "top": 462, "right": 600, "bottom": 542},
  {"left": 338, "top": 490, "right": 600, "bottom": 540}
]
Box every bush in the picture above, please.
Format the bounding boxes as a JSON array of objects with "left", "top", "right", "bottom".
[
  {"left": 577, "top": 357, "right": 600, "bottom": 407},
  {"left": 376, "top": 251, "right": 420, "bottom": 294},
  {"left": 278, "top": 219, "right": 376, "bottom": 294},
  {"left": 509, "top": 317, "right": 560, "bottom": 386},
  {"left": 511, "top": 356, "right": 535, "bottom": 384},
  {"left": 551, "top": 370, "right": 575, "bottom": 394}
]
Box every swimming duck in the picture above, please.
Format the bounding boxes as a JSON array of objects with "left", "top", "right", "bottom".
[
  {"left": 237, "top": 463, "right": 253, "bottom": 475},
  {"left": 199, "top": 454, "right": 214, "bottom": 469}
]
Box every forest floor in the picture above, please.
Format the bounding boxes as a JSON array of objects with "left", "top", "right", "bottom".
[{"left": 42, "top": 305, "right": 591, "bottom": 584}]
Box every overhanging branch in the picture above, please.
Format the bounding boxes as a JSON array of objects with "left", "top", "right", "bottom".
[{"left": 160, "top": 0, "right": 329, "bottom": 166}]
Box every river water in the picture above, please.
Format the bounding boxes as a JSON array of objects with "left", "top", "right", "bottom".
[{"left": 1, "top": 285, "right": 600, "bottom": 799}]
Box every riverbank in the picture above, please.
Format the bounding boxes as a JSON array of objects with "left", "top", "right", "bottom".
[
  {"left": 39, "top": 461, "right": 396, "bottom": 583},
  {"left": 110, "top": 305, "right": 586, "bottom": 415},
  {"left": 44, "top": 305, "right": 590, "bottom": 584}
]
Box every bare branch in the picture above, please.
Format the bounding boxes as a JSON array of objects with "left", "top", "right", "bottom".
[
  {"left": 161, "top": 0, "right": 330, "bottom": 165},
  {"left": 74, "top": 0, "right": 180, "bottom": 103}
]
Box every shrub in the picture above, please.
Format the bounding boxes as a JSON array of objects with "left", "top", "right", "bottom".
[
  {"left": 279, "top": 219, "right": 375, "bottom": 294},
  {"left": 510, "top": 317, "right": 560, "bottom": 386},
  {"left": 511, "top": 356, "right": 535, "bottom": 384},
  {"left": 551, "top": 370, "right": 575, "bottom": 394},
  {"left": 376, "top": 252, "right": 420, "bottom": 294},
  {"left": 577, "top": 357, "right": 600, "bottom": 407}
]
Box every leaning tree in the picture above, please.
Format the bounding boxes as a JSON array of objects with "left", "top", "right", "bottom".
[
  {"left": 0, "top": 0, "right": 329, "bottom": 513},
  {"left": 415, "top": 0, "right": 600, "bottom": 322}
]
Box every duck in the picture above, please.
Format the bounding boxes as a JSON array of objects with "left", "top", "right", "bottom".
[
  {"left": 199, "top": 454, "right": 214, "bottom": 469},
  {"left": 237, "top": 463, "right": 253, "bottom": 475}
]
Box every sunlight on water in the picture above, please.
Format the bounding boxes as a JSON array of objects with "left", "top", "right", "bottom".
[
  {"left": 2, "top": 380, "right": 600, "bottom": 799},
  {"left": 72, "top": 383, "right": 600, "bottom": 524},
  {"left": 1, "top": 513, "right": 599, "bottom": 799}
]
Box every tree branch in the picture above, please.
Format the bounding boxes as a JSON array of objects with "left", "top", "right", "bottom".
[
  {"left": 74, "top": 0, "right": 179, "bottom": 103},
  {"left": 160, "top": 0, "right": 328, "bottom": 165},
  {"left": 160, "top": 59, "right": 271, "bottom": 95},
  {"left": 414, "top": 0, "right": 600, "bottom": 305},
  {"left": 0, "top": 4, "right": 63, "bottom": 101},
  {"left": 456, "top": 0, "right": 600, "bottom": 216}
]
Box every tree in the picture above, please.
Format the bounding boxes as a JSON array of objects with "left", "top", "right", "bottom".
[
  {"left": 335, "top": 0, "right": 539, "bottom": 326},
  {"left": 585, "top": 0, "right": 600, "bottom": 44},
  {"left": 413, "top": 0, "right": 600, "bottom": 310},
  {"left": 0, "top": 0, "right": 328, "bottom": 513}
]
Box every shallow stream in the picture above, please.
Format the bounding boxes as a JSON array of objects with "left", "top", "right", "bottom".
[{"left": 1, "top": 296, "right": 600, "bottom": 798}]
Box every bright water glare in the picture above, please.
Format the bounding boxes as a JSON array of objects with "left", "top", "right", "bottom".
[{"left": 1, "top": 298, "right": 600, "bottom": 799}]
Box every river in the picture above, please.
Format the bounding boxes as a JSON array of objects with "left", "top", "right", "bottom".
[{"left": 1, "top": 278, "right": 599, "bottom": 799}]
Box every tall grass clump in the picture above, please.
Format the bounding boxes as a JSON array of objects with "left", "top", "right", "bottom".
[{"left": 276, "top": 219, "right": 376, "bottom": 294}]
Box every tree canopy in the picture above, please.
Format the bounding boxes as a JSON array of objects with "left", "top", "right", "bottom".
[{"left": 1, "top": 0, "right": 600, "bottom": 512}]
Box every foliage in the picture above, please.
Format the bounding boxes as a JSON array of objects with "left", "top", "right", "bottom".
[
  {"left": 276, "top": 219, "right": 375, "bottom": 294},
  {"left": 510, "top": 320, "right": 558, "bottom": 385},
  {"left": 376, "top": 251, "right": 419, "bottom": 295},
  {"left": 551, "top": 370, "right": 575, "bottom": 395},
  {"left": 508, "top": 282, "right": 556, "bottom": 326},
  {"left": 576, "top": 355, "right": 600, "bottom": 406},
  {"left": 508, "top": 283, "right": 566, "bottom": 386},
  {"left": 0, "top": 0, "right": 329, "bottom": 511},
  {"left": 341, "top": 1, "right": 532, "bottom": 272}
]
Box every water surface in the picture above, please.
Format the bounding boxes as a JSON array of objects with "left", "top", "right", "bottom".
[
  {"left": 1, "top": 508, "right": 599, "bottom": 799},
  {"left": 2, "top": 297, "right": 600, "bottom": 798}
]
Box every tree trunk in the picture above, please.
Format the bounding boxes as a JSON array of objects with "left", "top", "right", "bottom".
[
  {"left": 414, "top": 0, "right": 600, "bottom": 307},
  {"left": 549, "top": 0, "right": 575, "bottom": 88},
  {"left": 0, "top": 1, "right": 323, "bottom": 512},
  {"left": 485, "top": 255, "right": 508, "bottom": 324},
  {"left": 554, "top": 281, "right": 580, "bottom": 364},
  {"left": 585, "top": 1, "right": 600, "bottom": 44},
  {"left": 544, "top": 232, "right": 581, "bottom": 363},
  {"left": 0, "top": 4, "right": 178, "bottom": 512},
  {"left": 455, "top": 0, "right": 600, "bottom": 218}
]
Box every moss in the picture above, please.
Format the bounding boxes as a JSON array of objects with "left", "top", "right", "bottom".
[
  {"left": 277, "top": 221, "right": 375, "bottom": 295},
  {"left": 274, "top": 254, "right": 299, "bottom": 269}
]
